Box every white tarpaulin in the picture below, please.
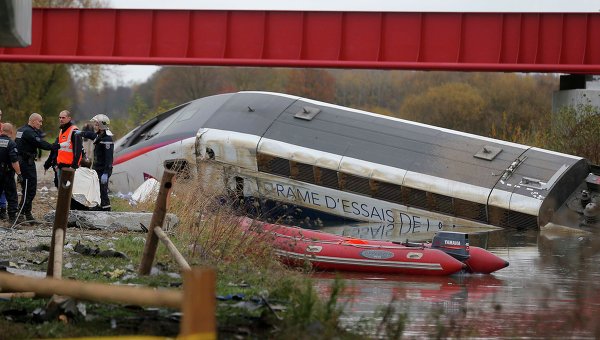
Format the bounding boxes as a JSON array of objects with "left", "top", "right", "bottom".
[
  {"left": 131, "top": 178, "right": 160, "bottom": 205},
  {"left": 72, "top": 167, "right": 101, "bottom": 208}
]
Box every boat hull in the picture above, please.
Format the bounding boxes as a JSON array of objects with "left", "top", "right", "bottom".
[
  {"left": 239, "top": 217, "right": 508, "bottom": 275},
  {"left": 240, "top": 217, "right": 466, "bottom": 276}
]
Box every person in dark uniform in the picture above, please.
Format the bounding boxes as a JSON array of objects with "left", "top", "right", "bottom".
[
  {"left": 0, "top": 109, "right": 6, "bottom": 219},
  {"left": 0, "top": 123, "right": 22, "bottom": 223},
  {"left": 77, "top": 114, "right": 114, "bottom": 211},
  {"left": 15, "top": 113, "right": 56, "bottom": 223}
]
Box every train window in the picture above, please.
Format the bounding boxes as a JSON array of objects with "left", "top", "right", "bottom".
[
  {"left": 374, "top": 181, "right": 403, "bottom": 204},
  {"left": 403, "top": 187, "right": 429, "bottom": 209},
  {"left": 431, "top": 193, "right": 454, "bottom": 215},
  {"left": 488, "top": 206, "right": 509, "bottom": 228},
  {"left": 125, "top": 103, "right": 196, "bottom": 148},
  {"left": 508, "top": 211, "right": 538, "bottom": 229},
  {"left": 488, "top": 206, "right": 537, "bottom": 229},
  {"left": 454, "top": 199, "right": 487, "bottom": 223},
  {"left": 176, "top": 100, "right": 204, "bottom": 122},
  {"left": 257, "top": 153, "right": 291, "bottom": 177},
  {"left": 257, "top": 153, "right": 269, "bottom": 173},
  {"left": 270, "top": 158, "right": 291, "bottom": 177},
  {"left": 315, "top": 167, "right": 339, "bottom": 189},
  {"left": 341, "top": 173, "right": 372, "bottom": 196},
  {"left": 291, "top": 161, "right": 316, "bottom": 184},
  {"left": 127, "top": 117, "right": 158, "bottom": 146}
]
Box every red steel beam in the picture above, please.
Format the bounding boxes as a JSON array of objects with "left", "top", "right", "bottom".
[{"left": 0, "top": 8, "right": 599, "bottom": 73}]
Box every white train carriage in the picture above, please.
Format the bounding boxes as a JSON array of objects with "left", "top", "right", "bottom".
[{"left": 112, "top": 91, "right": 600, "bottom": 231}]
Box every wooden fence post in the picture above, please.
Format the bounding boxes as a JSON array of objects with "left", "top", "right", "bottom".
[
  {"left": 154, "top": 226, "right": 191, "bottom": 272},
  {"left": 180, "top": 267, "right": 216, "bottom": 339},
  {"left": 47, "top": 168, "right": 75, "bottom": 278},
  {"left": 0, "top": 272, "right": 181, "bottom": 308},
  {"left": 139, "top": 170, "right": 176, "bottom": 275}
]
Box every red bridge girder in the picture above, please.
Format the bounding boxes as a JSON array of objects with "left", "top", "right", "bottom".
[{"left": 0, "top": 8, "right": 599, "bottom": 73}]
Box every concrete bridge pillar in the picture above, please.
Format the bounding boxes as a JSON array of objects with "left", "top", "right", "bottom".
[{"left": 553, "top": 74, "right": 600, "bottom": 113}]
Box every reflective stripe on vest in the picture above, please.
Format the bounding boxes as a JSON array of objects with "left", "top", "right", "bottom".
[{"left": 57, "top": 125, "right": 78, "bottom": 165}]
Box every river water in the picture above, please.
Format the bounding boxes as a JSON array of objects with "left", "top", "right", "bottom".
[{"left": 311, "top": 223, "right": 600, "bottom": 338}]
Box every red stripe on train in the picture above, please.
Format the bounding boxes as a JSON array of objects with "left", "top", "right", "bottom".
[{"left": 113, "top": 139, "right": 181, "bottom": 165}]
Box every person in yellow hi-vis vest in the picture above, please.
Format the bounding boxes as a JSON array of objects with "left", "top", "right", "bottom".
[{"left": 44, "top": 110, "right": 83, "bottom": 187}]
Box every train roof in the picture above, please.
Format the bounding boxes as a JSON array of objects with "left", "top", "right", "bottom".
[
  {"left": 117, "top": 91, "right": 587, "bottom": 204},
  {"left": 201, "top": 92, "right": 583, "bottom": 190}
]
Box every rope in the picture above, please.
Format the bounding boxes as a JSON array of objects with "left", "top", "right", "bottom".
[
  {"left": 257, "top": 229, "right": 426, "bottom": 250},
  {"left": 11, "top": 178, "right": 28, "bottom": 229}
]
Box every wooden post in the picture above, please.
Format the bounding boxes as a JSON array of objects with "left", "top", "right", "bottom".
[
  {"left": 154, "top": 226, "right": 191, "bottom": 272},
  {"left": 0, "top": 292, "right": 36, "bottom": 299},
  {"left": 47, "top": 168, "right": 75, "bottom": 278},
  {"left": 52, "top": 229, "right": 65, "bottom": 279},
  {"left": 180, "top": 267, "right": 216, "bottom": 339},
  {"left": 0, "top": 272, "right": 181, "bottom": 308},
  {"left": 139, "top": 170, "right": 176, "bottom": 275}
]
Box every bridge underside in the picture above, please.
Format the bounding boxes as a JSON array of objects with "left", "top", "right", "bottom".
[{"left": 1, "top": 8, "right": 600, "bottom": 73}]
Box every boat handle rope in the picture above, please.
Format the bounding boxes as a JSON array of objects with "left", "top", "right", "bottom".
[{"left": 265, "top": 231, "right": 426, "bottom": 250}]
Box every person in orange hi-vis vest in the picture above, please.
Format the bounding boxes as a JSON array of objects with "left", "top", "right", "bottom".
[{"left": 44, "top": 110, "right": 83, "bottom": 186}]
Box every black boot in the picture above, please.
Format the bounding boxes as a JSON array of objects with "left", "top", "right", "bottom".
[
  {"left": 14, "top": 214, "right": 26, "bottom": 225},
  {"left": 0, "top": 207, "right": 6, "bottom": 220},
  {"left": 24, "top": 212, "right": 38, "bottom": 224}
]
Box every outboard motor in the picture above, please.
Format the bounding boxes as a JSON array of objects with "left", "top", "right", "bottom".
[{"left": 432, "top": 231, "right": 470, "bottom": 261}]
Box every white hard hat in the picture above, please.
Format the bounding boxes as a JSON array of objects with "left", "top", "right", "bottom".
[{"left": 91, "top": 114, "right": 110, "bottom": 130}]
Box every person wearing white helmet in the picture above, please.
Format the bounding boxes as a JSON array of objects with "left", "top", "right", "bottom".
[{"left": 77, "top": 114, "right": 114, "bottom": 211}]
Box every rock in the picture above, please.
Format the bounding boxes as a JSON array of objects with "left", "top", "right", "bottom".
[{"left": 43, "top": 210, "right": 179, "bottom": 232}]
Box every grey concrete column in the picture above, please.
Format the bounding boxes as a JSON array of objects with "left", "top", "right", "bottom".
[{"left": 553, "top": 74, "right": 600, "bottom": 113}]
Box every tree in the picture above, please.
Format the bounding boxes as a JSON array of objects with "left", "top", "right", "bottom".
[
  {"left": 399, "top": 82, "right": 486, "bottom": 134},
  {"left": 0, "top": 63, "right": 71, "bottom": 133},
  {"left": 108, "top": 94, "right": 175, "bottom": 140},
  {"left": 153, "top": 67, "right": 228, "bottom": 105},
  {"left": 547, "top": 104, "right": 600, "bottom": 164},
  {"left": 285, "top": 69, "right": 336, "bottom": 102},
  {"left": 225, "top": 67, "right": 287, "bottom": 92}
]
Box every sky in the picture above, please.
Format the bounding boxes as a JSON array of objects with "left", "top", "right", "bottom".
[
  {"left": 109, "top": 0, "right": 600, "bottom": 85},
  {"left": 110, "top": 65, "right": 160, "bottom": 86}
]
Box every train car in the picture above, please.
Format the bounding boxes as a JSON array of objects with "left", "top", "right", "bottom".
[{"left": 112, "top": 91, "right": 600, "bottom": 231}]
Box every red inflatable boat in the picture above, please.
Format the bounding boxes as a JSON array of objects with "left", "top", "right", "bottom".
[{"left": 239, "top": 217, "right": 508, "bottom": 276}]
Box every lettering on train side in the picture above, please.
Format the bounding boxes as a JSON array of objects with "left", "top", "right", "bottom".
[
  {"left": 343, "top": 223, "right": 449, "bottom": 240},
  {"left": 274, "top": 184, "right": 322, "bottom": 206},
  {"left": 398, "top": 213, "right": 445, "bottom": 231},
  {"left": 269, "top": 182, "right": 448, "bottom": 225},
  {"left": 325, "top": 195, "right": 337, "bottom": 209}
]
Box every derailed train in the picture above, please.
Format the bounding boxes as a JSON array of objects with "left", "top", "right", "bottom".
[{"left": 112, "top": 91, "right": 600, "bottom": 231}]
